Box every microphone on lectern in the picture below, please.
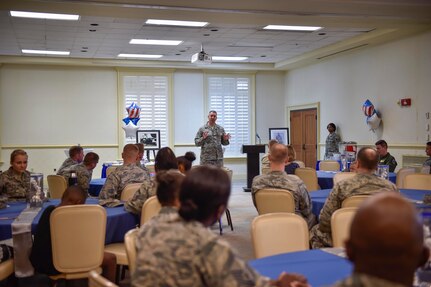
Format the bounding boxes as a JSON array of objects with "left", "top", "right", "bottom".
[{"left": 256, "top": 133, "right": 261, "bottom": 145}]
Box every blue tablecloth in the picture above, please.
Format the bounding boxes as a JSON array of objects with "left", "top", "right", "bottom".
[
  {"left": 89, "top": 178, "right": 106, "bottom": 197},
  {"left": 310, "top": 188, "right": 431, "bottom": 217},
  {"left": 0, "top": 198, "right": 138, "bottom": 244},
  {"left": 250, "top": 249, "right": 352, "bottom": 286},
  {"left": 317, "top": 171, "right": 396, "bottom": 189}
]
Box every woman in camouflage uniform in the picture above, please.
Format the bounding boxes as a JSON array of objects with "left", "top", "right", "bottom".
[{"left": 0, "top": 149, "right": 31, "bottom": 202}]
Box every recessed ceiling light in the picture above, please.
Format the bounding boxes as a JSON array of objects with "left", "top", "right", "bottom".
[
  {"left": 10, "top": 11, "right": 80, "bottom": 21},
  {"left": 212, "top": 56, "right": 248, "bottom": 61},
  {"left": 22, "top": 49, "right": 70, "bottom": 55},
  {"left": 263, "top": 25, "right": 322, "bottom": 31},
  {"left": 145, "top": 19, "right": 208, "bottom": 27},
  {"left": 118, "top": 53, "right": 163, "bottom": 59},
  {"left": 129, "top": 39, "right": 183, "bottom": 46}
]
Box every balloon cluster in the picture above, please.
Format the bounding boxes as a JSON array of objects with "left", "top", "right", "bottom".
[
  {"left": 122, "top": 102, "right": 141, "bottom": 138},
  {"left": 362, "top": 99, "right": 381, "bottom": 131}
]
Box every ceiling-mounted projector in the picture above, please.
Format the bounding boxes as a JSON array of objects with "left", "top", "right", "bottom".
[{"left": 191, "top": 45, "right": 212, "bottom": 64}]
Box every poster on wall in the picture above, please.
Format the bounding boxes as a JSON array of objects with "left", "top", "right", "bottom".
[{"left": 269, "top": 128, "right": 289, "bottom": 145}]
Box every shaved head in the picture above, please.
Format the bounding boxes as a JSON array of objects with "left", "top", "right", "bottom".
[
  {"left": 122, "top": 144, "right": 139, "bottom": 163},
  {"left": 269, "top": 143, "right": 288, "bottom": 164},
  {"left": 346, "top": 192, "right": 428, "bottom": 285},
  {"left": 357, "top": 147, "right": 379, "bottom": 171}
]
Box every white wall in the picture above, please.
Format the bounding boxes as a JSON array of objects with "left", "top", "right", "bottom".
[
  {"left": 285, "top": 31, "right": 431, "bottom": 169},
  {"left": 0, "top": 65, "right": 286, "bottom": 180}
]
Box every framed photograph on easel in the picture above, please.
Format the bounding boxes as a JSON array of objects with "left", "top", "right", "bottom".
[
  {"left": 269, "top": 128, "right": 289, "bottom": 145},
  {"left": 136, "top": 130, "right": 161, "bottom": 150}
]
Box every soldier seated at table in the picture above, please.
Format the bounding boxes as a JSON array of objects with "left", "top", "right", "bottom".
[
  {"left": 125, "top": 147, "right": 180, "bottom": 215},
  {"left": 57, "top": 152, "right": 99, "bottom": 195},
  {"left": 56, "top": 145, "right": 84, "bottom": 175},
  {"left": 99, "top": 144, "right": 150, "bottom": 201},
  {"left": 30, "top": 185, "right": 117, "bottom": 282},
  {"left": 333, "top": 192, "right": 429, "bottom": 287},
  {"left": 133, "top": 165, "right": 309, "bottom": 287},
  {"left": 310, "top": 147, "right": 397, "bottom": 249},
  {"left": 375, "top": 139, "right": 398, "bottom": 172},
  {"left": 252, "top": 143, "right": 316, "bottom": 229}
]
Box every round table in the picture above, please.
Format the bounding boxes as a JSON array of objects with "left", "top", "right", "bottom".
[
  {"left": 316, "top": 171, "right": 396, "bottom": 189},
  {"left": 310, "top": 188, "right": 431, "bottom": 217},
  {"left": 249, "top": 249, "right": 352, "bottom": 286}
]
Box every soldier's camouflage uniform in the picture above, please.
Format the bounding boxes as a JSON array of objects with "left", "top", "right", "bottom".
[
  {"left": 136, "top": 162, "right": 151, "bottom": 177},
  {"left": 195, "top": 123, "right": 229, "bottom": 167},
  {"left": 132, "top": 213, "right": 272, "bottom": 287},
  {"left": 310, "top": 173, "right": 397, "bottom": 249},
  {"left": 252, "top": 170, "right": 317, "bottom": 229},
  {"left": 325, "top": 132, "right": 341, "bottom": 158},
  {"left": 99, "top": 163, "right": 150, "bottom": 200},
  {"left": 0, "top": 167, "right": 31, "bottom": 202},
  {"left": 56, "top": 158, "right": 77, "bottom": 175},
  {"left": 333, "top": 273, "right": 405, "bottom": 287},
  {"left": 58, "top": 163, "right": 93, "bottom": 194}
]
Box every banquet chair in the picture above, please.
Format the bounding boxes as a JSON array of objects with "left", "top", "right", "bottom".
[
  {"left": 293, "top": 160, "right": 305, "bottom": 168},
  {"left": 120, "top": 183, "right": 142, "bottom": 201},
  {"left": 47, "top": 175, "right": 68, "bottom": 199},
  {"left": 341, "top": 195, "right": 371, "bottom": 208},
  {"left": 0, "top": 259, "right": 14, "bottom": 281},
  {"left": 404, "top": 173, "right": 431, "bottom": 190},
  {"left": 319, "top": 160, "right": 341, "bottom": 171},
  {"left": 106, "top": 166, "right": 117, "bottom": 178},
  {"left": 219, "top": 167, "right": 234, "bottom": 234},
  {"left": 141, "top": 196, "right": 162, "bottom": 225},
  {"left": 331, "top": 207, "right": 358, "bottom": 248},
  {"left": 251, "top": 213, "right": 309, "bottom": 258},
  {"left": 295, "top": 168, "right": 319, "bottom": 191},
  {"left": 255, "top": 188, "right": 295, "bottom": 215},
  {"left": 124, "top": 228, "right": 139, "bottom": 276},
  {"left": 88, "top": 270, "right": 118, "bottom": 287},
  {"left": 49, "top": 205, "right": 106, "bottom": 281},
  {"left": 333, "top": 172, "right": 356, "bottom": 186},
  {"left": 396, "top": 167, "right": 416, "bottom": 188}
]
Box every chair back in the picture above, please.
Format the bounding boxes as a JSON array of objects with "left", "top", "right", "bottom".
[
  {"left": 106, "top": 166, "right": 117, "bottom": 178},
  {"left": 333, "top": 172, "right": 356, "bottom": 185},
  {"left": 50, "top": 205, "right": 106, "bottom": 274},
  {"left": 47, "top": 175, "right": 68, "bottom": 199},
  {"left": 255, "top": 189, "right": 295, "bottom": 215},
  {"left": 140, "top": 196, "right": 162, "bottom": 225},
  {"left": 396, "top": 167, "right": 416, "bottom": 188},
  {"left": 294, "top": 167, "right": 319, "bottom": 191},
  {"left": 0, "top": 259, "right": 14, "bottom": 281},
  {"left": 404, "top": 173, "right": 431, "bottom": 190},
  {"left": 88, "top": 270, "right": 118, "bottom": 287},
  {"left": 124, "top": 229, "right": 139, "bottom": 276},
  {"left": 331, "top": 207, "right": 358, "bottom": 248},
  {"left": 293, "top": 160, "right": 305, "bottom": 168},
  {"left": 341, "top": 195, "right": 371, "bottom": 208},
  {"left": 251, "top": 213, "right": 309, "bottom": 258},
  {"left": 120, "top": 183, "right": 142, "bottom": 201},
  {"left": 319, "top": 160, "right": 340, "bottom": 171}
]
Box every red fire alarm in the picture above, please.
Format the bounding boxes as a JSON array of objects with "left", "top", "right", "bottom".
[{"left": 399, "top": 98, "right": 412, "bottom": 107}]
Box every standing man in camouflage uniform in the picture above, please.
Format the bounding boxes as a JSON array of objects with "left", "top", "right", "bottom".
[
  {"left": 99, "top": 144, "right": 150, "bottom": 200},
  {"left": 252, "top": 143, "right": 316, "bottom": 229},
  {"left": 57, "top": 145, "right": 84, "bottom": 175},
  {"left": 325, "top": 123, "right": 341, "bottom": 159},
  {"left": 375, "top": 140, "right": 398, "bottom": 172},
  {"left": 333, "top": 192, "right": 429, "bottom": 287},
  {"left": 310, "top": 147, "right": 397, "bottom": 249},
  {"left": 194, "top": 110, "right": 230, "bottom": 167},
  {"left": 58, "top": 152, "right": 99, "bottom": 195}
]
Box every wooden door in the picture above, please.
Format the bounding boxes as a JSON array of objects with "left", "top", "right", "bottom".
[{"left": 290, "top": 109, "right": 317, "bottom": 168}]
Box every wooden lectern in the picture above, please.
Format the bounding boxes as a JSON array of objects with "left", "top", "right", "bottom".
[{"left": 242, "top": 144, "right": 266, "bottom": 192}]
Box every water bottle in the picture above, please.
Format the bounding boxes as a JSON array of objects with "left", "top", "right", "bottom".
[{"left": 68, "top": 172, "right": 78, "bottom": 186}]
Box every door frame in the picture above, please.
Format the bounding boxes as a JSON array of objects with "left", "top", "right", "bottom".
[{"left": 286, "top": 102, "right": 321, "bottom": 159}]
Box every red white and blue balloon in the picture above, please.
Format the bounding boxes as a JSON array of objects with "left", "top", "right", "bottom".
[
  {"left": 122, "top": 102, "right": 141, "bottom": 138},
  {"left": 362, "top": 99, "right": 381, "bottom": 131}
]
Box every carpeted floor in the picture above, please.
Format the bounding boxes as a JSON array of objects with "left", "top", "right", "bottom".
[{"left": 119, "top": 179, "right": 257, "bottom": 286}]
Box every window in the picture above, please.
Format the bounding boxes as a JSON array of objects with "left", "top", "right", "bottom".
[
  {"left": 122, "top": 75, "right": 169, "bottom": 147},
  {"left": 207, "top": 74, "right": 253, "bottom": 157}
]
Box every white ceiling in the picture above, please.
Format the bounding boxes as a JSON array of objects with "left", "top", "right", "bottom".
[{"left": 0, "top": 0, "right": 430, "bottom": 70}]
